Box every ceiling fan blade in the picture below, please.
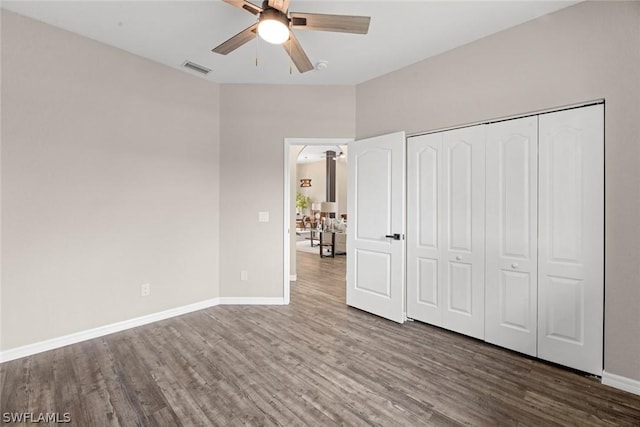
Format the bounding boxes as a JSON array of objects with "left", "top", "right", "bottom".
[
  {"left": 290, "top": 12, "right": 370, "bottom": 34},
  {"left": 212, "top": 23, "right": 258, "bottom": 55},
  {"left": 222, "top": 0, "right": 262, "bottom": 15},
  {"left": 267, "top": 0, "right": 291, "bottom": 13},
  {"left": 283, "top": 32, "right": 314, "bottom": 73}
]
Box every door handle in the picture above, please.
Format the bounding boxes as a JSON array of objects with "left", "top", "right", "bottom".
[
  {"left": 385, "top": 233, "right": 402, "bottom": 240},
  {"left": 511, "top": 263, "right": 519, "bottom": 269}
]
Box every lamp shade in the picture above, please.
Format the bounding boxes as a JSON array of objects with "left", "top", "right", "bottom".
[
  {"left": 258, "top": 9, "right": 290, "bottom": 44},
  {"left": 311, "top": 203, "right": 322, "bottom": 211},
  {"left": 321, "top": 202, "right": 336, "bottom": 213}
]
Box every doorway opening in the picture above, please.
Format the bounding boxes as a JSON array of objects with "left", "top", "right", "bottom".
[{"left": 283, "top": 138, "right": 352, "bottom": 304}]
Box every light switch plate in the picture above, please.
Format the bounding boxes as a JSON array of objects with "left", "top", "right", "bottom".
[{"left": 258, "top": 211, "right": 269, "bottom": 222}]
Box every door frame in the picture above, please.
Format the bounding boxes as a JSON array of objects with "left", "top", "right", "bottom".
[{"left": 283, "top": 137, "right": 353, "bottom": 304}]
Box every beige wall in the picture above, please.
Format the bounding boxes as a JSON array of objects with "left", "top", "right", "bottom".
[
  {"left": 356, "top": 1, "right": 640, "bottom": 382},
  {"left": 297, "top": 155, "right": 348, "bottom": 215},
  {"left": 219, "top": 84, "right": 355, "bottom": 298},
  {"left": 297, "top": 160, "right": 325, "bottom": 209},
  {"left": 1, "top": 11, "right": 221, "bottom": 350}
]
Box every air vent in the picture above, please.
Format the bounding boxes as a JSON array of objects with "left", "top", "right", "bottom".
[{"left": 183, "top": 61, "right": 211, "bottom": 75}]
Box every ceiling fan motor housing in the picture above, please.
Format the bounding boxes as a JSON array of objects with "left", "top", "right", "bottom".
[{"left": 260, "top": 6, "right": 290, "bottom": 26}]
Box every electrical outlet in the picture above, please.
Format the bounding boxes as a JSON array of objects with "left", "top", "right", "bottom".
[
  {"left": 141, "top": 283, "right": 151, "bottom": 297},
  {"left": 240, "top": 271, "right": 248, "bottom": 281}
]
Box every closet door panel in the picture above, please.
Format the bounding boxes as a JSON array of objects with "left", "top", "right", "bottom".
[
  {"left": 499, "top": 270, "right": 533, "bottom": 328},
  {"left": 441, "top": 126, "right": 485, "bottom": 339},
  {"left": 485, "top": 117, "right": 538, "bottom": 356},
  {"left": 538, "top": 104, "right": 604, "bottom": 376},
  {"left": 448, "top": 141, "right": 473, "bottom": 251},
  {"left": 407, "top": 133, "right": 444, "bottom": 326}
]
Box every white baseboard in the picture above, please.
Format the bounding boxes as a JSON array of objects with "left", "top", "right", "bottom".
[
  {"left": 1, "top": 296, "right": 287, "bottom": 363},
  {"left": 0, "top": 298, "right": 220, "bottom": 363},
  {"left": 219, "top": 297, "right": 286, "bottom": 305},
  {"left": 602, "top": 371, "right": 640, "bottom": 396},
  {"left": 290, "top": 274, "right": 297, "bottom": 281}
]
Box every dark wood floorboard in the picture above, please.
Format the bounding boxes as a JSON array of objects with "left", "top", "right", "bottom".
[{"left": 2, "top": 251, "right": 640, "bottom": 426}]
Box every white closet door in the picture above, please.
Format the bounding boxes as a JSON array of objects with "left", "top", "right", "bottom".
[
  {"left": 441, "top": 126, "right": 485, "bottom": 339},
  {"left": 407, "top": 126, "right": 485, "bottom": 338},
  {"left": 538, "top": 104, "right": 604, "bottom": 375},
  {"left": 407, "top": 132, "right": 444, "bottom": 327},
  {"left": 485, "top": 116, "right": 538, "bottom": 356}
]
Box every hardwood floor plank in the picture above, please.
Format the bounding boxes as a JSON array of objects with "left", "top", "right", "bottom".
[
  {"left": 27, "top": 352, "right": 56, "bottom": 418},
  {"left": 2, "top": 251, "right": 640, "bottom": 426},
  {"left": 90, "top": 337, "right": 150, "bottom": 426},
  {"left": 1, "top": 358, "right": 31, "bottom": 427}
]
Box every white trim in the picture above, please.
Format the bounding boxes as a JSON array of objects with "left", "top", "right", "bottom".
[
  {"left": 407, "top": 99, "right": 605, "bottom": 138},
  {"left": 290, "top": 274, "right": 297, "bottom": 281},
  {"left": 602, "top": 371, "right": 640, "bottom": 396},
  {"left": 283, "top": 140, "right": 291, "bottom": 305},
  {"left": 218, "top": 297, "right": 285, "bottom": 305},
  {"left": 283, "top": 137, "right": 353, "bottom": 306},
  {"left": 0, "top": 298, "right": 219, "bottom": 363}
]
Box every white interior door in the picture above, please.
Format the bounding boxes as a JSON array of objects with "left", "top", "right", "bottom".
[
  {"left": 407, "top": 126, "right": 485, "bottom": 339},
  {"left": 485, "top": 116, "right": 538, "bottom": 356},
  {"left": 537, "top": 104, "right": 604, "bottom": 375},
  {"left": 407, "top": 132, "right": 445, "bottom": 327},
  {"left": 347, "top": 132, "right": 406, "bottom": 323}
]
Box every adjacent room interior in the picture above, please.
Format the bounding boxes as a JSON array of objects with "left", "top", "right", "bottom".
[
  {"left": 2, "top": 1, "right": 640, "bottom": 425},
  {"left": 294, "top": 143, "right": 347, "bottom": 258}
]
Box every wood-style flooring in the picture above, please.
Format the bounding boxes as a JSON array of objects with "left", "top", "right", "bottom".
[{"left": 2, "top": 252, "right": 640, "bottom": 426}]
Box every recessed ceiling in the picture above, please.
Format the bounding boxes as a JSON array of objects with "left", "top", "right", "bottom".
[
  {"left": 1, "top": 1, "right": 580, "bottom": 85},
  {"left": 297, "top": 145, "right": 345, "bottom": 164}
]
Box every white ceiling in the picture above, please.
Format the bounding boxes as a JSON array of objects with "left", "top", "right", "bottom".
[{"left": 2, "top": 1, "right": 580, "bottom": 85}]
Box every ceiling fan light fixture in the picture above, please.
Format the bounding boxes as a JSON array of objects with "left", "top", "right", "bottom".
[{"left": 258, "top": 8, "right": 290, "bottom": 44}]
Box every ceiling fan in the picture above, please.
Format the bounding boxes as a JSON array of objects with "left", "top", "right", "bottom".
[{"left": 212, "top": 0, "right": 371, "bottom": 73}]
